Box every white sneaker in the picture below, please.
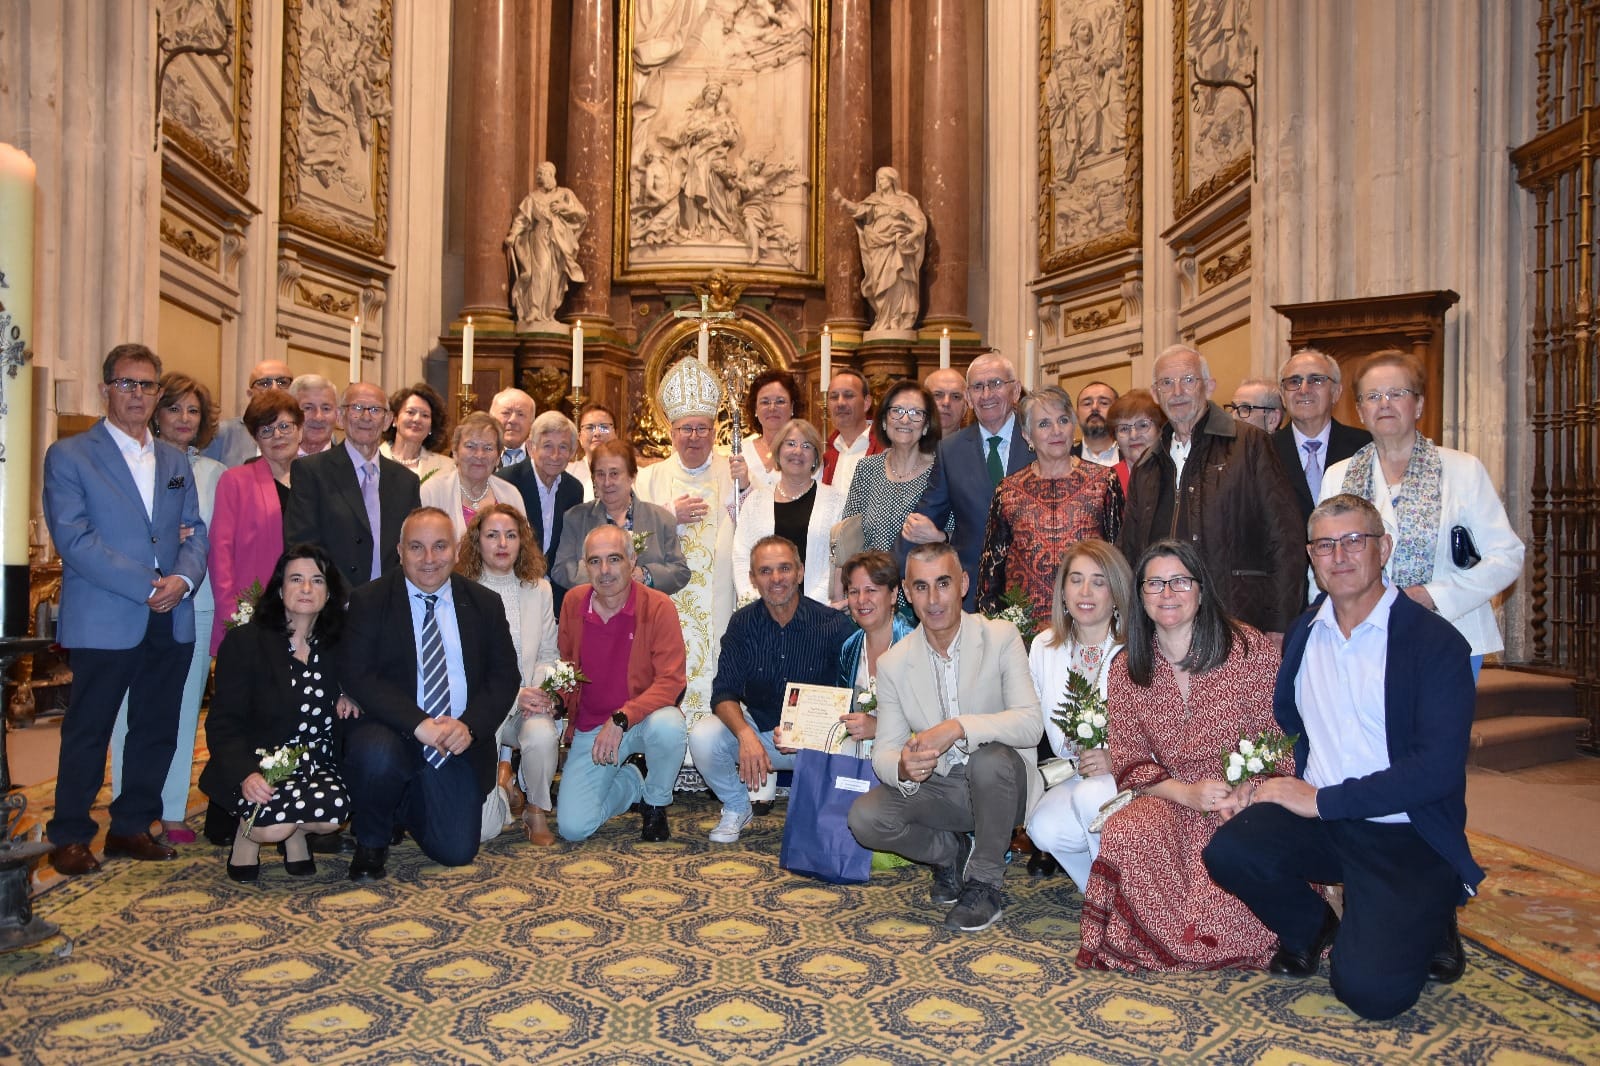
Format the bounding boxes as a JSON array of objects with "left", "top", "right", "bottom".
[{"left": 708, "top": 807, "right": 754, "bottom": 844}]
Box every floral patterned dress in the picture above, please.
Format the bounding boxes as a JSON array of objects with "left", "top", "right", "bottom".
[
  {"left": 235, "top": 642, "right": 348, "bottom": 826},
  {"left": 1077, "top": 626, "right": 1290, "bottom": 972}
]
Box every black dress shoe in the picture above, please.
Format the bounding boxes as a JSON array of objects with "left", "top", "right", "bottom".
[
  {"left": 390, "top": 825, "right": 408, "bottom": 846},
  {"left": 640, "top": 804, "right": 671, "bottom": 842},
  {"left": 50, "top": 843, "right": 102, "bottom": 877},
  {"left": 276, "top": 841, "right": 317, "bottom": 877},
  {"left": 1269, "top": 904, "right": 1340, "bottom": 978},
  {"left": 348, "top": 844, "right": 388, "bottom": 883},
  {"left": 752, "top": 801, "right": 774, "bottom": 817},
  {"left": 1026, "top": 851, "right": 1060, "bottom": 878},
  {"left": 1426, "top": 914, "right": 1466, "bottom": 984},
  {"left": 226, "top": 859, "right": 260, "bottom": 884},
  {"left": 104, "top": 832, "right": 177, "bottom": 861}
]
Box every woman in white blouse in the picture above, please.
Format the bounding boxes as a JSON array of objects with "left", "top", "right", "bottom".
[
  {"left": 1023, "top": 539, "right": 1135, "bottom": 892},
  {"left": 421, "top": 412, "right": 527, "bottom": 540},
  {"left": 731, "top": 419, "right": 844, "bottom": 605},
  {"left": 457, "top": 503, "right": 561, "bottom": 845}
]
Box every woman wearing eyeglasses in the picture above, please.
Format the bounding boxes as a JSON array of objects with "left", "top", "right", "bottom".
[
  {"left": 420, "top": 412, "right": 529, "bottom": 540},
  {"left": 1318, "top": 350, "right": 1524, "bottom": 679},
  {"left": 1078, "top": 540, "right": 1289, "bottom": 972},
  {"left": 1106, "top": 389, "right": 1165, "bottom": 496},
  {"left": 838, "top": 381, "right": 943, "bottom": 553}
]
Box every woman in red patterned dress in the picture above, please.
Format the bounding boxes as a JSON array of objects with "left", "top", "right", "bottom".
[
  {"left": 1078, "top": 539, "right": 1290, "bottom": 971},
  {"left": 976, "top": 385, "right": 1122, "bottom": 624}
]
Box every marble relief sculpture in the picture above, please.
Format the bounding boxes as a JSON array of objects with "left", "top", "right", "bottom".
[
  {"left": 299, "top": 0, "right": 390, "bottom": 201},
  {"left": 505, "top": 162, "right": 589, "bottom": 329},
  {"left": 1042, "top": 0, "right": 1133, "bottom": 257},
  {"left": 831, "top": 167, "right": 927, "bottom": 334}
]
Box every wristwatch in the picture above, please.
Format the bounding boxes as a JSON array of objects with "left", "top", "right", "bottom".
[{"left": 611, "top": 711, "right": 630, "bottom": 732}]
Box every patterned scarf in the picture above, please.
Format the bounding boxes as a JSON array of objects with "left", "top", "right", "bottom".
[{"left": 1339, "top": 431, "right": 1442, "bottom": 587}]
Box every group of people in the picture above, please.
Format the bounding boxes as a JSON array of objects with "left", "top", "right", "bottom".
[{"left": 42, "top": 336, "right": 1522, "bottom": 1023}]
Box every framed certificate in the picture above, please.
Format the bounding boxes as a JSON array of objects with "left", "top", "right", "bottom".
[{"left": 777, "top": 683, "right": 854, "bottom": 753}]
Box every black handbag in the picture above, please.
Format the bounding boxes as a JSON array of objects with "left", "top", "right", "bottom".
[{"left": 1450, "top": 525, "right": 1481, "bottom": 569}]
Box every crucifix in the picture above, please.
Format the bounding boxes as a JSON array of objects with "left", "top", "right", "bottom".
[{"left": 673, "top": 294, "right": 737, "bottom": 366}]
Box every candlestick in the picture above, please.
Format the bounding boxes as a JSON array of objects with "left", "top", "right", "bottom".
[
  {"left": 572, "top": 320, "right": 584, "bottom": 387},
  {"left": 349, "top": 316, "right": 360, "bottom": 384},
  {"left": 820, "top": 325, "right": 832, "bottom": 394},
  {"left": 0, "top": 144, "right": 37, "bottom": 637},
  {"left": 939, "top": 327, "right": 951, "bottom": 371},
  {"left": 698, "top": 321, "right": 709, "bottom": 365},
  {"left": 1025, "top": 328, "right": 1036, "bottom": 390},
  {"left": 461, "top": 316, "right": 474, "bottom": 386}
]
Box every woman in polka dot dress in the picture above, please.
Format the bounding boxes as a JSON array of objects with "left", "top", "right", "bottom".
[{"left": 202, "top": 544, "right": 352, "bottom": 883}]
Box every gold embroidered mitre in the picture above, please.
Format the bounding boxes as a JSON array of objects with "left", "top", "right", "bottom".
[{"left": 658, "top": 357, "right": 723, "bottom": 423}]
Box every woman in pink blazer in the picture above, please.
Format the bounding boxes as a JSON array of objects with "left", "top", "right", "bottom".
[{"left": 208, "top": 392, "right": 304, "bottom": 655}]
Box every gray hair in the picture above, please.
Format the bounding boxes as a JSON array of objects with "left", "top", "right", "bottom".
[
  {"left": 1155, "top": 343, "right": 1213, "bottom": 382},
  {"left": 583, "top": 522, "right": 637, "bottom": 562},
  {"left": 289, "top": 373, "right": 336, "bottom": 400},
  {"left": 1307, "top": 493, "right": 1384, "bottom": 539},
  {"left": 1019, "top": 385, "right": 1077, "bottom": 431},
  {"left": 1277, "top": 347, "right": 1341, "bottom": 385},
  {"left": 530, "top": 409, "right": 578, "bottom": 450}
]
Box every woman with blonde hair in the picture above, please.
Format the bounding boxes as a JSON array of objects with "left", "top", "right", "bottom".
[
  {"left": 421, "top": 411, "right": 527, "bottom": 539},
  {"left": 731, "top": 418, "right": 846, "bottom": 604}
]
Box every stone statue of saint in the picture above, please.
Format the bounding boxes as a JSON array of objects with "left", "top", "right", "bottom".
[
  {"left": 831, "top": 167, "right": 927, "bottom": 334},
  {"left": 505, "top": 161, "right": 588, "bottom": 329}
]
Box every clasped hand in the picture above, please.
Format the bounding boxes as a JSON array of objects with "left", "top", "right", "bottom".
[
  {"left": 898, "top": 720, "right": 964, "bottom": 783},
  {"left": 415, "top": 716, "right": 472, "bottom": 756}
]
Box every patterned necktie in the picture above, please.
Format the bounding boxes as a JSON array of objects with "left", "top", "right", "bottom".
[
  {"left": 986, "top": 435, "right": 1005, "bottom": 486},
  {"left": 1302, "top": 440, "right": 1324, "bottom": 499},
  {"left": 501, "top": 448, "right": 524, "bottom": 467},
  {"left": 361, "top": 461, "right": 383, "bottom": 579},
  {"left": 418, "top": 593, "right": 454, "bottom": 769}
]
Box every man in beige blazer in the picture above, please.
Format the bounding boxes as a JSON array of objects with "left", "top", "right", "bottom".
[{"left": 847, "top": 543, "right": 1042, "bottom": 932}]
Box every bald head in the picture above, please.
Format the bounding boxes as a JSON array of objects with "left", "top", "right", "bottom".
[{"left": 248, "top": 360, "right": 294, "bottom": 399}]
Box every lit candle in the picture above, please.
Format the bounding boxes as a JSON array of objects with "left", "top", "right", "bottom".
[
  {"left": 820, "top": 325, "right": 832, "bottom": 393},
  {"left": 1025, "top": 328, "right": 1036, "bottom": 389},
  {"left": 698, "top": 321, "right": 709, "bottom": 365},
  {"left": 461, "top": 316, "right": 474, "bottom": 386},
  {"left": 572, "top": 320, "right": 584, "bottom": 387},
  {"left": 939, "top": 327, "right": 951, "bottom": 371},
  {"left": 349, "top": 316, "right": 360, "bottom": 384},
  {"left": 0, "top": 144, "right": 36, "bottom": 636}
]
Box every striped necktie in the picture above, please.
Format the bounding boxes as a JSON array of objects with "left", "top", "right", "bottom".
[{"left": 418, "top": 593, "right": 454, "bottom": 768}]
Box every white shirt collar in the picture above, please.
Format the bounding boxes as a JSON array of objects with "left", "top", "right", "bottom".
[
  {"left": 1311, "top": 582, "right": 1398, "bottom": 636},
  {"left": 1292, "top": 421, "right": 1333, "bottom": 451},
  {"left": 104, "top": 419, "right": 153, "bottom": 454}
]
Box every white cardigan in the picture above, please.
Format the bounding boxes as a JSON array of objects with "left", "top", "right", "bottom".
[
  {"left": 419, "top": 468, "right": 528, "bottom": 542},
  {"left": 1321, "top": 446, "right": 1525, "bottom": 655},
  {"left": 1029, "top": 636, "right": 1123, "bottom": 760},
  {"left": 731, "top": 481, "right": 846, "bottom": 604}
]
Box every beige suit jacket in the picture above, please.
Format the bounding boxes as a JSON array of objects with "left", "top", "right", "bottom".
[{"left": 871, "top": 613, "right": 1044, "bottom": 816}]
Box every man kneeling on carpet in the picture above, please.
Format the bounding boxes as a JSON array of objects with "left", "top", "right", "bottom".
[
  {"left": 847, "top": 542, "right": 1043, "bottom": 932},
  {"left": 1204, "top": 493, "right": 1480, "bottom": 1020},
  {"left": 554, "top": 525, "right": 689, "bottom": 842},
  {"left": 338, "top": 508, "right": 520, "bottom": 881}
]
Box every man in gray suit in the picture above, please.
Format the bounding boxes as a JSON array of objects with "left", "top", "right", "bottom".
[{"left": 42, "top": 344, "right": 209, "bottom": 875}]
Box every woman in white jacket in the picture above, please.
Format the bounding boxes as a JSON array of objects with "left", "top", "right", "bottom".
[
  {"left": 1320, "top": 350, "right": 1524, "bottom": 676},
  {"left": 1023, "top": 539, "right": 1135, "bottom": 893},
  {"left": 731, "top": 419, "right": 845, "bottom": 605},
  {"left": 420, "top": 412, "right": 527, "bottom": 541}
]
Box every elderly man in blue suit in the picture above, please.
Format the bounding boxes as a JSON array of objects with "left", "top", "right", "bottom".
[
  {"left": 900, "top": 352, "right": 1031, "bottom": 610},
  {"left": 42, "top": 344, "right": 209, "bottom": 876}
]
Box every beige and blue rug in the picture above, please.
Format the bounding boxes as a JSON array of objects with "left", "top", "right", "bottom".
[{"left": 2, "top": 790, "right": 1597, "bottom": 1064}]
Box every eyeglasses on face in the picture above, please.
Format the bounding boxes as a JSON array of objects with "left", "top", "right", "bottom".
[
  {"left": 1356, "top": 387, "right": 1416, "bottom": 406},
  {"left": 107, "top": 378, "right": 161, "bottom": 395},
  {"left": 675, "top": 425, "right": 714, "bottom": 439},
  {"left": 343, "top": 403, "right": 386, "bottom": 417},
  {"left": 1280, "top": 373, "right": 1332, "bottom": 391},
  {"left": 251, "top": 375, "right": 294, "bottom": 390},
  {"left": 1307, "top": 532, "right": 1383, "bottom": 557},
  {"left": 1151, "top": 374, "right": 1202, "bottom": 393},
  {"left": 968, "top": 378, "right": 1016, "bottom": 395},
  {"left": 255, "top": 420, "right": 300, "bottom": 439},
  {"left": 886, "top": 406, "right": 927, "bottom": 422},
  {"left": 579, "top": 422, "right": 614, "bottom": 435},
  {"left": 1140, "top": 575, "right": 1197, "bottom": 594},
  {"left": 1225, "top": 403, "right": 1279, "bottom": 418},
  {"left": 1114, "top": 419, "right": 1156, "bottom": 435}
]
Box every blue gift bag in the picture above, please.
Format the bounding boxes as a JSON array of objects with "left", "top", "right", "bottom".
[{"left": 779, "top": 745, "right": 877, "bottom": 885}]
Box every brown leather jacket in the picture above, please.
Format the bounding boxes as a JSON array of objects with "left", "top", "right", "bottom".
[{"left": 1118, "top": 402, "right": 1306, "bottom": 632}]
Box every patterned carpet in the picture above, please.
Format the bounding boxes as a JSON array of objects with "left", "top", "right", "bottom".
[{"left": 2, "top": 790, "right": 1598, "bottom": 1065}]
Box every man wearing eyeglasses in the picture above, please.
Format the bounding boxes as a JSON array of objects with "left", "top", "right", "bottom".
[
  {"left": 284, "top": 381, "right": 422, "bottom": 589},
  {"left": 1119, "top": 344, "right": 1303, "bottom": 638},
  {"left": 902, "top": 353, "right": 1031, "bottom": 610},
  {"left": 203, "top": 358, "right": 296, "bottom": 468},
  {"left": 42, "top": 344, "right": 210, "bottom": 876},
  {"left": 1270, "top": 349, "right": 1370, "bottom": 524},
  {"left": 567, "top": 404, "right": 620, "bottom": 501},
  {"left": 1204, "top": 493, "right": 1479, "bottom": 1020},
  {"left": 1225, "top": 379, "right": 1283, "bottom": 434}
]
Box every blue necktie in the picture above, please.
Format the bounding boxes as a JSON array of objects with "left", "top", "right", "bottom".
[
  {"left": 418, "top": 593, "right": 454, "bottom": 768},
  {"left": 1302, "top": 440, "right": 1324, "bottom": 499}
]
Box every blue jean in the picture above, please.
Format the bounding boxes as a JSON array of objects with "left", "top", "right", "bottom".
[
  {"left": 341, "top": 719, "right": 482, "bottom": 867},
  {"left": 556, "top": 707, "right": 686, "bottom": 841},
  {"left": 686, "top": 710, "right": 795, "bottom": 815}
]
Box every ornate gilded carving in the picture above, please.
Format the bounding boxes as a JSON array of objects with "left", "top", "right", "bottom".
[
  {"left": 160, "top": 216, "right": 219, "bottom": 267},
  {"left": 1172, "top": 0, "right": 1254, "bottom": 222},
  {"left": 1038, "top": 0, "right": 1143, "bottom": 274},
  {"left": 1200, "top": 243, "right": 1251, "bottom": 289},
  {"left": 292, "top": 281, "right": 356, "bottom": 315},
  {"left": 692, "top": 271, "right": 746, "bottom": 312},
  {"left": 159, "top": 0, "right": 254, "bottom": 196}
]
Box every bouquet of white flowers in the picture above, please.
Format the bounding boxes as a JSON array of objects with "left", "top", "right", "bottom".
[
  {"left": 1052, "top": 669, "right": 1109, "bottom": 752},
  {"left": 225, "top": 580, "right": 265, "bottom": 630},
  {"left": 855, "top": 677, "right": 878, "bottom": 715},
  {"left": 630, "top": 529, "right": 652, "bottom": 555},
  {"left": 539, "top": 660, "right": 590, "bottom": 706},
  {"left": 1221, "top": 732, "right": 1297, "bottom": 784},
  {"left": 986, "top": 586, "right": 1039, "bottom": 648},
  {"left": 243, "top": 742, "right": 310, "bottom": 833}
]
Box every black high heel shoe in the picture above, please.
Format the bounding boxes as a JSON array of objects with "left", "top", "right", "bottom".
[
  {"left": 277, "top": 836, "right": 317, "bottom": 877},
  {"left": 227, "top": 831, "right": 260, "bottom": 884}
]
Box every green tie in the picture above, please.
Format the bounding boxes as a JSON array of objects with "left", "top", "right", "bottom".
[{"left": 986, "top": 435, "right": 1005, "bottom": 485}]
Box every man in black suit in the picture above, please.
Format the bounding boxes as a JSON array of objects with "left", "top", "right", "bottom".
[
  {"left": 1271, "top": 349, "right": 1371, "bottom": 524},
  {"left": 283, "top": 381, "right": 421, "bottom": 588},
  {"left": 901, "top": 353, "right": 1032, "bottom": 610},
  {"left": 338, "top": 508, "right": 520, "bottom": 880},
  {"left": 497, "top": 409, "right": 584, "bottom": 605}
]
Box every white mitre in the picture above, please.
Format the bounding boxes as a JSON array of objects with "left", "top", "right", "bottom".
[{"left": 658, "top": 357, "right": 722, "bottom": 422}]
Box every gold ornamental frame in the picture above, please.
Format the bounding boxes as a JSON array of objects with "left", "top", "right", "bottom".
[
  {"left": 160, "top": 0, "right": 254, "bottom": 197},
  {"left": 633, "top": 312, "right": 794, "bottom": 457},
  {"left": 1172, "top": 0, "right": 1252, "bottom": 223}
]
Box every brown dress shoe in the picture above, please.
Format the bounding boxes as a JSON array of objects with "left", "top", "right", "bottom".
[
  {"left": 103, "top": 832, "right": 178, "bottom": 861},
  {"left": 522, "top": 807, "right": 556, "bottom": 846},
  {"left": 50, "top": 843, "right": 102, "bottom": 876},
  {"left": 498, "top": 761, "right": 526, "bottom": 817}
]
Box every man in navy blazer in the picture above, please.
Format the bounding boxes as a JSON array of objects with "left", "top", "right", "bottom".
[
  {"left": 1203, "top": 493, "right": 1481, "bottom": 1021},
  {"left": 1271, "top": 348, "right": 1371, "bottom": 525},
  {"left": 497, "top": 410, "right": 584, "bottom": 605},
  {"left": 901, "top": 353, "right": 1031, "bottom": 610},
  {"left": 283, "top": 380, "right": 420, "bottom": 589},
  {"left": 42, "top": 344, "right": 209, "bottom": 875},
  {"left": 337, "top": 508, "right": 520, "bottom": 880}
]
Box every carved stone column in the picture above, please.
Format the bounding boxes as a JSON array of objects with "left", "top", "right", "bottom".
[
  {"left": 460, "top": 0, "right": 518, "bottom": 324},
  {"left": 565, "top": 0, "right": 615, "bottom": 325},
  {"left": 825, "top": 0, "right": 871, "bottom": 332},
  {"left": 918, "top": 0, "right": 971, "bottom": 332}
]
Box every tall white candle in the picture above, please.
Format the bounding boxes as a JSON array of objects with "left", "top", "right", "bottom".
[
  {"left": 461, "top": 316, "right": 474, "bottom": 386},
  {"left": 939, "top": 327, "right": 951, "bottom": 371},
  {"left": 572, "top": 320, "right": 584, "bottom": 387},
  {"left": 698, "top": 321, "right": 709, "bottom": 365},
  {"left": 820, "top": 325, "right": 832, "bottom": 393},
  {"left": 1025, "top": 328, "right": 1036, "bottom": 389},
  {"left": 349, "top": 316, "right": 360, "bottom": 384},
  {"left": 0, "top": 143, "right": 36, "bottom": 634}
]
